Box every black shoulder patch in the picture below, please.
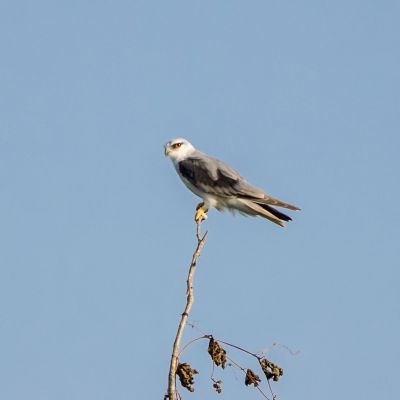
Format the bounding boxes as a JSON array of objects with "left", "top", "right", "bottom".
[
  {"left": 178, "top": 159, "right": 196, "bottom": 181},
  {"left": 178, "top": 157, "right": 241, "bottom": 196}
]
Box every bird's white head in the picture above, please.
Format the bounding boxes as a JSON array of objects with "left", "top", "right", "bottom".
[{"left": 164, "top": 138, "right": 195, "bottom": 163}]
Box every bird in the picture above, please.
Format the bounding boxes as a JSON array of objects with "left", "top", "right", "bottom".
[{"left": 164, "top": 138, "right": 300, "bottom": 227}]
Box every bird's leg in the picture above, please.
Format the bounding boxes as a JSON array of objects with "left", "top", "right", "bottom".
[{"left": 194, "top": 202, "right": 208, "bottom": 223}]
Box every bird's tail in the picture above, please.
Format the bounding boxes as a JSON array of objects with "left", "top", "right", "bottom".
[
  {"left": 236, "top": 198, "right": 290, "bottom": 227},
  {"left": 256, "top": 196, "right": 300, "bottom": 211},
  {"left": 258, "top": 203, "right": 292, "bottom": 222}
]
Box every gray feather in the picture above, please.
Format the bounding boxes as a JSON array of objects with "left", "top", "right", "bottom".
[
  {"left": 235, "top": 199, "right": 286, "bottom": 227},
  {"left": 178, "top": 152, "right": 263, "bottom": 198},
  {"left": 178, "top": 152, "right": 300, "bottom": 211}
]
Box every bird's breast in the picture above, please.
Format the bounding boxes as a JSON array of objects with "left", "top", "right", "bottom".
[{"left": 180, "top": 176, "right": 221, "bottom": 209}]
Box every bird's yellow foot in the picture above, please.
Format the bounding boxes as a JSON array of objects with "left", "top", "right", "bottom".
[{"left": 195, "top": 204, "right": 208, "bottom": 223}]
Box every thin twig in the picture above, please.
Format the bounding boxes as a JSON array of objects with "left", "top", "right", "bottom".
[
  {"left": 187, "top": 321, "right": 208, "bottom": 336},
  {"left": 226, "top": 355, "right": 247, "bottom": 372},
  {"left": 267, "top": 378, "right": 276, "bottom": 400},
  {"left": 256, "top": 383, "right": 272, "bottom": 400},
  {"left": 217, "top": 339, "right": 259, "bottom": 358},
  {"left": 178, "top": 335, "right": 208, "bottom": 357},
  {"left": 226, "top": 356, "right": 271, "bottom": 400},
  {"left": 166, "top": 221, "right": 207, "bottom": 399}
]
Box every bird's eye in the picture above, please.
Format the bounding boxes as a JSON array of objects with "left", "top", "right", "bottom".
[{"left": 173, "top": 143, "right": 182, "bottom": 149}]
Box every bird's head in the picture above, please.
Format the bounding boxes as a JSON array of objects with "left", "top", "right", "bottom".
[{"left": 164, "top": 138, "right": 195, "bottom": 162}]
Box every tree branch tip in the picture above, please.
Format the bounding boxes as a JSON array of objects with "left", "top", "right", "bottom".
[{"left": 167, "top": 220, "right": 208, "bottom": 399}]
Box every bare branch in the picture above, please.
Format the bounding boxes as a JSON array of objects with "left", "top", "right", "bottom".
[{"left": 166, "top": 221, "right": 207, "bottom": 399}]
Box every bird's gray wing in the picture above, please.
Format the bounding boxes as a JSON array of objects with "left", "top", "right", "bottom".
[
  {"left": 178, "top": 152, "right": 264, "bottom": 198},
  {"left": 179, "top": 152, "right": 300, "bottom": 211}
]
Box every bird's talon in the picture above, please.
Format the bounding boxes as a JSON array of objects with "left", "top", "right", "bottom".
[{"left": 195, "top": 207, "right": 208, "bottom": 223}]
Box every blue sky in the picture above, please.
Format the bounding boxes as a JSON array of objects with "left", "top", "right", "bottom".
[{"left": 1, "top": 1, "right": 399, "bottom": 399}]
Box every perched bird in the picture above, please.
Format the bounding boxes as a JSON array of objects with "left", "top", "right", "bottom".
[{"left": 164, "top": 138, "right": 300, "bottom": 227}]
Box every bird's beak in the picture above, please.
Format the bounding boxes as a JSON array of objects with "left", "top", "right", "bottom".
[{"left": 164, "top": 145, "right": 171, "bottom": 156}]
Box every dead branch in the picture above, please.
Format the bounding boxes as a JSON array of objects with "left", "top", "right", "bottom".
[{"left": 166, "top": 221, "right": 207, "bottom": 399}]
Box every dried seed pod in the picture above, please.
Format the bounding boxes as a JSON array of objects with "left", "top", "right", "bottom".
[
  {"left": 259, "top": 358, "right": 283, "bottom": 382},
  {"left": 176, "top": 363, "right": 198, "bottom": 392},
  {"left": 208, "top": 337, "right": 227, "bottom": 369},
  {"left": 245, "top": 369, "right": 261, "bottom": 387},
  {"left": 212, "top": 379, "right": 223, "bottom": 394}
]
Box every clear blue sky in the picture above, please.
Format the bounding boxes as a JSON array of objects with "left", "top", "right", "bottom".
[{"left": 1, "top": 1, "right": 399, "bottom": 399}]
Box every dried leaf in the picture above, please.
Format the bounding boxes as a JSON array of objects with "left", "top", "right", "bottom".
[
  {"left": 245, "top": 369, "right": 261, "bottom": 387},
  {"left": 259, "top": 358, "right": 283, "bottom": 382},
  {"left": 212, "top": 379, "right": 223, "bottom": 394},
  {"left": 208, "top": 337, "right": 227, "bottom": 369},
  {"left": 176, "top": 363, "right": 198, "bottom": 392}
]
